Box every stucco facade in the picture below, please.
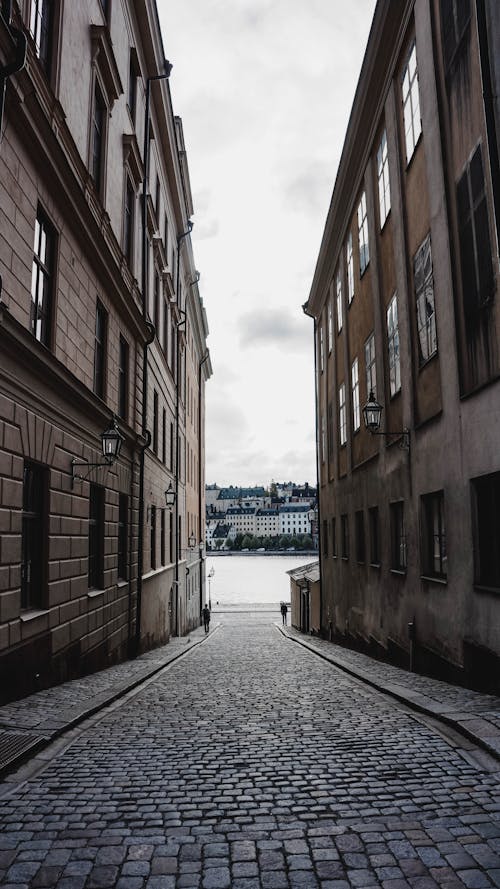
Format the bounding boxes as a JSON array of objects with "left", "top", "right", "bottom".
[
  {"left": 0, "top": 0, "right": 210, "bottom": 702},
  {"left": 305, "top": 0, "right": 500, "bottom": 689}
]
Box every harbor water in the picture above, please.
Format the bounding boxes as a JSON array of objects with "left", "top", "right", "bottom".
[{"left": 205, "top": 553, "right": 316, "bottom": 610}]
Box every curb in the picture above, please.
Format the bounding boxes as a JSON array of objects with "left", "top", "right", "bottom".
[
  {"left": 0, "top": 628, "right": 214, "bottom": 781},
  {"left": 277, "top": 625, "right": 500, "bottom": 764}
]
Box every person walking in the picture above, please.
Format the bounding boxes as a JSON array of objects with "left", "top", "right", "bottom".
[
  {"left": 202, "top": 604, "right": 211, "bottom": 633},
  {"left": 280, "top": 602, "right": 288, "bottom": 626}
]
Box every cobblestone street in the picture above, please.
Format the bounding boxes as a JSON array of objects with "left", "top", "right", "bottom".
[{"left": 1, "top": 613, "right": 500, "bottom": 888}]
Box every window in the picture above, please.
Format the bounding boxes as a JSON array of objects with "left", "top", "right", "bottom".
[
  {"left": 327, "top": 297, "right": 333, "bottom": 354},
  {"left": 323, "top": 520, "right": 328, "bottom": 557},
  {"left": 21, "top": 461, "right": 48, "bottom": 609},
  {"left": 341, "top": 514, "right": 349, "bottom": 559},
  {"left": 153, "top": 390, "right": 159, "bottom": 456},
  {"left": 118, "top": 335, "right": 129, "bottom": 421},
  {"left": 331, "top": 518, "right": 337, "bottom": 557},
  {"left": 369, "top": 507, "right": 380, "bottom": 565},
  {"left": 472, "top": 472, "right": 500, "bottom": 589},
  {"left": 150, "top": 505, "right": 156, "bottom": 570},
  {"left": 164, "top": 214, "right": 169, "bottom": 255},
  {"left": 355, "top": 510, "right": 365, "bottom": 563},
  {"left": 457, "top": 145, "right": 494, "bottom": 319},
  {"left": 402, "top": 42, "right": 422, "bottom": 163},
  {"left": 89, "top": 484, "right": 104, "bottom": 589},
  {"left": 169, "top": 511, "right": 174, "bottom": 563},
  {"left": 351, "top": 358, "right": 360, "bottom": 432},
  {"left": 170, "top": 422, "right": 174, "bottom": 472},
  {"left": 94, "top": 301, "right": 108, "bottom": 399},
  {"left": 387, "top": 295, "right": 401, "bottom": 396},
  {"left": 390, "top": 501, "right": 407, "bottom": 571},
  {"left": 91, "top": 79, "right": 107, "bottom": 195},
  {"left": 421, "top": 491, "right": 447, "bottom": 579},
  {"left": 414, "top": 234, "right": 437, "bottom": 363},
  {"left": 31, "top": 209, "right": 55, "bottom": 347},
  {"left": 336, "top": 272, "right": 343, "bottom": 332},
  {"left": 327, "top": 401, "right": 334, "bottom": 464},
  {"left": 118, "top": 494, "right": 128, "bottom": 580},
  {"left": 377, "top": 129, "right": 391, "bottom": 227},
  {"left": 162, "top": 408, "right": 167, "bottom": 465},
  {"left": 365, "top": 332, "right": 377, "bottom": 399},
  {"left": 161, "top": 509, "right": 166, "bottom": 567},
  {"left": 357, "top": 192, "right": 369, "bottom": 275},
  {"left": 321, "top": 414, "right": 326, "bottom": 464},
  {"left": 155, "top": 176, "right": 161, "bottom": 219},
  {"left": 346, "top": 234, "right": 354, "bottom": 304},
  {"left": 29, "top": 0, "right": 52, "bottom": 73},
  {"left": 319, "top": 324, "right": 324, "bottom": 374},
  {"left": 339, "top": 383, "right": 347, "bottom": 446},
  {"left": 100, "top": 0, "right": 110, "bottom": 21},
  {"left": 124, "top": 177, "right": 135, "bottom": 267},
  {"left": 128, "top": 49, "right": 138, "bottom": 122},
  {"left": 440, "top": 0, "right": 471, "bottom": 73}
]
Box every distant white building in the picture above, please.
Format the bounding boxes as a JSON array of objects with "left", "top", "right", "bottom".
[
  {"left": 255, "top": 508, "right": 279, "bottom": 537},
  {"left": 279, "top": 505, "right": 311, "bottom": 537},
  {"left": 225, "top": 507, "right": 257, "bottom": 535}
]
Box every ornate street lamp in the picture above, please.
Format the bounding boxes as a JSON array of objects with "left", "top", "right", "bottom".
[
  {"left": 362, "top": 390, "right": 410, "bottom": 450},
  {"left": 165, "top": 482, "right": 176, "bottom": 509},
  {"left": 188, "top": 533, "right": 196, "bottom": 548},
  {"left": 71, "top": 417, "right": 124, "bottom": 486}
]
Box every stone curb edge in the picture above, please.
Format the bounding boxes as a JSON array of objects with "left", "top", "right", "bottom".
[
  {"left": 277, "top": 625, "right": 500, "bottom": 764},
  {"left": 0, "top": 627, "right": 216, "bottom": 781}
]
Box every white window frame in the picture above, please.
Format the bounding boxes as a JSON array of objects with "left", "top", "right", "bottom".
[
  {"left": 346, "top": 233, "right": 354, "bottom": 304},
  {"left": 339, "top": 383, "right": 347, "bottom": 446},
  {"left": 319, "top": 323, "right": 324, "bottom": 374},
  {"left": 336, "top": 271, "right": 343, "bottom": 332},
  {"left": 327, "top": 296, "right": 333, "bottom": 354},
  {"left": 387, "top": 294, "right": 401, "bottom": 396},
  {"left": 365, "top": 332, "right": 377, "bottom": 399},
  {"left": 357, "top": 192, "right": 369, "bottom": 275},
  {"left": 377, "top": 129, "right": 391, "bottom": 227},
  {"left": 402, "top": 41, "right": 422, "bottom": 164},
  {"left": 351, "top": 358, "right": 360, "bottom": 432},
  {"left": 414, "top": 233, "right": 437, "bottom": 363}
]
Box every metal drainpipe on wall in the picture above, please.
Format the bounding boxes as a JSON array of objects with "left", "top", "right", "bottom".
[
  {"left": 135, "top": 69, "right": 170, "bottom": 655},
  {"left": 198, "top": 353, "right": 210, "bottom": 621},
  {"left": 303, "top": 302, "right": 322, "bottom": 635}
]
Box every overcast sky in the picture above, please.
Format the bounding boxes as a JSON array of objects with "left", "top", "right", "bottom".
[{"left": 158, "top": 0, "right": 376, "bottom": 488}]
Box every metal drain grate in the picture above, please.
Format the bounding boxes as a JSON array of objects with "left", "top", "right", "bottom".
[{"left": 0, "top": 730, "right": 45, "bottom": 776}]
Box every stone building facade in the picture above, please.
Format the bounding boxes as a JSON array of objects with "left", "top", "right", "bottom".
[
  {"left": 305, "top": 0, "right": 500, "bottom": 688},
  {"left": 0, "top": 0, "right": 210, "bottom": 703}
]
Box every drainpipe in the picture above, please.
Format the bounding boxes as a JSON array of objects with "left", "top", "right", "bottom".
[
  {"left": 302, "top": 302, "right": 323, "bottom": 635},
  {"left": 198, "top": 352, "right": 210, "bottom": 620},
  {"left": 0, "top": 2, "right": 26, "bottom": 145},
  {"left": 135, "top": 64, "right": 171, "bottom": 655},
  {"left": 174, "top": 221, "right": 193, "bottom": 636}
]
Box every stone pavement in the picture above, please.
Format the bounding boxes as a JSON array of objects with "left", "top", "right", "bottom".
[
  {"left": 280, "top": 627, "right": 500, "bottom": 762},
  {"left": 0, "top": 612, "right": 500, "bottom": 887}
]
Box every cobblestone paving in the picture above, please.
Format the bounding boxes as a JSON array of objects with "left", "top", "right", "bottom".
[{"left": 1, "top": 614, "right": 500, "bottom": 888}]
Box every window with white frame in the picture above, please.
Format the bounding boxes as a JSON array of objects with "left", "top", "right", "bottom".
[
  {"left": 351, "top": 358, "right": 360, "bottom": 431},
  {"left": 414, "top": 233, "right": 437, "bottom": 363},
  {"left": 365, "top": 332, "right": 376, "bottom": 399},
  {"left": 387, "top": 294, "right": 401, "bottom": 396},
  {"left": 402, "top": 41, "right": 422, "bottom": 164},
  {"left": 339, "top": 383, "right": 347, "bottom": 446},
  {"left": 319, "top": 323, "right": 324, "bottom": 373},
  {"left": 336, "top": 271, "right": 343, "bottom": 332},
  {"left": 328, "top": 296, "right": 333, "bottom": 354},
  {"left": 321, "top": 414, "right": 326, "bottom": 464},
  {"left": 358, "top": 192, "right": 369, "bottom": 275},
  {"left": 346, "top": 233, "right": 354, "bottom": 303},
  {"left": 377, "top": 129, "right": 391, "bottom": 227}
]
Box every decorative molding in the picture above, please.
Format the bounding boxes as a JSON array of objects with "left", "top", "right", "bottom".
[
  {"left": 90, "top": 24, "right": 123, "bottom": 107},
  {"left": 122, "top": 133, "right": 143, "bottom": 191}
]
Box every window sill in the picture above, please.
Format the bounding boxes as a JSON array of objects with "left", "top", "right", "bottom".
[
  {"left": 20, "top": 609, "right": 49, "bottom": 622},
  {"left": 474, "top": 584, "right": 500, "bottom": 596},
  {"left": 421, "top": 574, "right": 447, "bottom": 586},
  {"left": 390, "top": 569, "right": 407, "bottom": 577},
  {"left": 370, "top": 562, "right": 381, "bottom": 569},
  {"left": 117, "top": 579, "right": 128, "bottom": 588},
  {"left": 88, "top": 588, "right": 105, "bottom": 599}
]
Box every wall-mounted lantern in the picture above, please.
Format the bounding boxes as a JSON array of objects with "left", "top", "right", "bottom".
[{"left": 71, "top": 417, "right": 123, "bottom": 487}]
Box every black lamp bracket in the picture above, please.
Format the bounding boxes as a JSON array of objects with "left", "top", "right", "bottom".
[{"left": 71, "top": 456, "right": 114, "bottom": 488}]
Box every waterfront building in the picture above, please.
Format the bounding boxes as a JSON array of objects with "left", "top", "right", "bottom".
[
  {"left": 0, "top": 0, "right": 210, "bottom": 702},
  {"left": 279, "top": 505, "right": 312, "bottom": 538},
  {"left": 304, "top": 0, "right": 500, "bottom": 686}
]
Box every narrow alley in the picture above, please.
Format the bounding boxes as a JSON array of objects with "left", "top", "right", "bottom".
[{"left": 1, "top": 613, "right": 500, "bottom": 888}]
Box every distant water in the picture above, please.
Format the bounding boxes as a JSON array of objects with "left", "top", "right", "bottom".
[{"left": 206, "top": 554, "right": 316, "bottom": 608}]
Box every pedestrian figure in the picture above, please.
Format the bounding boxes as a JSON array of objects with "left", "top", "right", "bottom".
[
  {"left": 280, "top": 602, "right": 288, "bottom": 625},
  {"left": 202, "top": 604, "right": 211, "bottom": 633}
]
